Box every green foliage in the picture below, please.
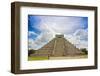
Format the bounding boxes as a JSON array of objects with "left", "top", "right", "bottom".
[
  {"left": 28, "top": 49, "right": 36, "bottom": 56},
  {"left": 80, "top": 48, "right": 88, "bottom": 55}
]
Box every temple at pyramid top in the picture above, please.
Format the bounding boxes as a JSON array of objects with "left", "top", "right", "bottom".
[{"left": 56, "top": 34, "right": 64, "bottom": 38}]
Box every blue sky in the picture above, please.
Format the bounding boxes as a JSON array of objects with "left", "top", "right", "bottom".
[{"left": 28, "top": 15, "right": 88, "bottom": 50}]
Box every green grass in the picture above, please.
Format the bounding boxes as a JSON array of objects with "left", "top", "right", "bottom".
[
  {"left": 28, "top": 55, "right": 88, "bottom": 61},
  {"left": 49, "top": 55, "right": 88, "bottom": 60},
  {"left": 28, "top": 56, "right": 48, "bottom": 61}
]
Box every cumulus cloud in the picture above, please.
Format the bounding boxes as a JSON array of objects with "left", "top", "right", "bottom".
[
  {"left": 28, "top": 31, "right": 53, "bottom": 50},
  {"left": 33, "top": 16, "right": 85, "bottom": 35},
  {"left": 65, "top": 29, "right": 88, "bottom": 49},
  {"left": 28, "top": 16, "right": 88, "bottom": 50}
]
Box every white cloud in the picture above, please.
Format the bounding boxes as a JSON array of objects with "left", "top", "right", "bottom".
[
  {"left": 28, "top": 31, "right": 53, "bottom": 50},
  {"left": 28, "top": 31, "right": 38, "bottom": 37},
  {"left": 29, "top": 16, "right": 88, "bottom": 50},
  {"left": 65, "top": 29, "right": 88, "bottom": 49},
  {"left": 33, "top": 16, "right": 84, "bottom": 35}
]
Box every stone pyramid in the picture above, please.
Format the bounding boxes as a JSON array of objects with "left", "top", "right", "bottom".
[{"left": 32, "top": 34, "right": 83, "bottom": 57}]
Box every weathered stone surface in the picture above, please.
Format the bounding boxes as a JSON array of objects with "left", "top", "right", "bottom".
[{"left": 31, "top": 34, "right": 83, "bottom": 57}]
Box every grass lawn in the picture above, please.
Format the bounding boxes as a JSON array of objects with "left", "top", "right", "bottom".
[
  {"left": 28, "top": 56, "right": 49, "bottom": 61},
  {"left": 28, "top": 55, "right": 88, "bottom": 61},
  {"left": 49, "top": 55, "right": 88, "bottom": 60}
]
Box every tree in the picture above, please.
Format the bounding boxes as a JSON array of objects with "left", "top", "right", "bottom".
[
  {"left": 28, "top": 49, "right": 36, "bottom": 56},
  {"left": 80, "top": 48, "right": 88, "bottom": 55}
]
